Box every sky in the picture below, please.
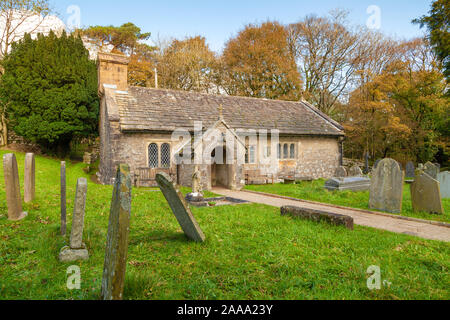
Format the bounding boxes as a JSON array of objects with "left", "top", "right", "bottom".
[{"left": 51, "top": 0, "right": 433, "bottom": 53}]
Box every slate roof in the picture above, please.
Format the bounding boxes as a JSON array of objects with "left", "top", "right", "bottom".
[{"left": 108, "top": 86, "right": 344, "bottom": 136}]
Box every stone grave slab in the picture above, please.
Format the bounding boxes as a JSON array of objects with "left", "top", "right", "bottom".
[
  {"left": 437, "top": 172, "right": 449, "bottom": 199},
  {"left": 325, "top": 177, "right": 371, "bottom": 192},
  {"left": 411, "top": 173, "right": 444, "bottom": 215}
]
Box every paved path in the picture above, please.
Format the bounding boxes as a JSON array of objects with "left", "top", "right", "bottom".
[{"left": 212, "top": 188, "right": 450, "bottom": 242}]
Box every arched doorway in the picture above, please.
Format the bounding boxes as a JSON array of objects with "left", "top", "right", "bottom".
[{"left": 211, "top": 146, "right": 235, "bottom": 189}]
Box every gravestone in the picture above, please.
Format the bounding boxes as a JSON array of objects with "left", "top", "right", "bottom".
[
  {"left": 405, "top": 162, "right": 415, "bottom": 178},
  {"left": 437, "top": 172, "right": 450, "bottom": 199},
  {"left": 3, "top": 154, "right": 27, "bottom": 221},
  {"left": 364, "top": 152, "right": 370, "bottom": 174},
  {"left": 281, "top": 206, "right": 354, "bottom": 230},
  {"left": 24, "top": 153, "right": 35, "bottom": 203},
  {"left": 156, "top": 172, "right": 206, "bottom": 243},
  {"left": 369, "top": 158, "right": 404, "bottom": 214},
  {"left": 335, "top": 166, "right": 347, "bottom": 178},
  {"left": 325, "top": 177, "right": 371, "bottom": 192},
  {"left": 411, "top": 173, "right": 444, "bottom": 215},
  {"left": 101, "top": 164, "right": 132, "bottom": 300},
  {"left": 61, "top": 162, "right": 67, "bottom": 236},
  {"left": 59, "top": 178, "right": 89, "bottom": 262},
  {"left": 349, "top": 166, "right": 363, "bottom": 177},
  {"left": 424, "top": 162, "right": 439, "bottom": 179}
]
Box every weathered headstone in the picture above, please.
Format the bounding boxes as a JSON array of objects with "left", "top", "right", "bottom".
[
  {"left": 101, "top": 164, "right": 132, "bottom": 301},
  {"left": 24, "top": 153, "right": 35, "bottom": 203},
  {"left": 325, "top": 177, "right": 371, "bottom": 192},
  {"left": 437, "top": 171, "right": 450, "bottom": 199},
  {"left": 3, "top": 154, "right": 27, "bottom": 221},
  {"left": 349, "top": 166, "right": 363, "bottom": 177},
  {"left": 335, "top": 166, "right": 347, "bottom": 178},
  {"left": 156, "top": 172, "right": 206, "bottom": 243},
  {"left": 281, "top": 206, "right": 354, "bottom": 230},
  {"left": 61, "top": 162, "right": 67, "bottom": 236},
  {"left": 405, "top": 162, "right": 415, "bottom": 178},
  {"left": 59, "top": 178, "right": 89, "bottom": 262},
  {"left": 411, "top": 172, "right": 444, "bottom": 215},
  {"left": 369, "top": 158, "right": 404, "bottom": 214},
  {"left": 424, "top": 162, "right": 439, "bottom": 180}
]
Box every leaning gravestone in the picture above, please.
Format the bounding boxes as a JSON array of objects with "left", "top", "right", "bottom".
[
  {"left": 3, "top": 154, "right": 27, "bottom": 221},
  {"left": 424, "top": 162, "right": 439, "bottom": 180},
  {"left": 335, "top": 166, "right": 347, "bottom": 178},
  {"left": 369, "top": 158, "right": 404, "bottom": 214},
  {"left": 59, "top": 178, "right": 89, "bottom": 262},
  {"left": 24, "top": 153, "right": 35, "bottom": 203},
  {"left": 101, "top": 164, "right": 132, "bottom": 301},
  {"left": 405, "top": 162, "right": 415, "bottom": 178},
  {"left": 61, "top": 162, "right": 67, "bottom": 236},
  {"left": 349, "top": 166, "right": 363, "bottom": 177},
  {"left": 437, "top": 172, "right": 450, "bottom": 199},
  {"left": 156, "top": 172, "right": 206, "bottom": 243},
  {"left": 411, "top": 172, "right": 444, "bottom": 215}
]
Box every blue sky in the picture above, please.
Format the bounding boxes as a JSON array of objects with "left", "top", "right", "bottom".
[{"left": 51, "top": 0, "right": 433, "bottom": 52}]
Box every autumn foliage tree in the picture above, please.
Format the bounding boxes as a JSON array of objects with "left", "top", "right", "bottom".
[{"left": 221, "top": 21, "right": 302, "bottom": 101}]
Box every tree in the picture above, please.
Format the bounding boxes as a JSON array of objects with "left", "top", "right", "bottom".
[
  {"left": 413, "top": 0, "right": 450, "bottom": 80},
  {"left": 157, "top": 36, "right": 219, "bottom": 93},
  {"left": 221, "top": 21, "right": 302, "bottom": 101},
  {"left": 0, "top": 31, "right": 99, "bottom": 154},
  {"left": 288, "top": 11, "right": 361, "bottom": 114},
  {"left": 80, "top": 22, "right": 157, "bottom": 87},
  {"left": 0, "top": 0, "right": 52, "bottom": 146}
]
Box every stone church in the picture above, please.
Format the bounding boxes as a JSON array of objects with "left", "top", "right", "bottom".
[{"left": 97, "top": 53, "right": 345, "bottom": 190}]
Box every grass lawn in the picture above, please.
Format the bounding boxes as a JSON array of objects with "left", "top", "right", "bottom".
[
  {"left": 245, "top": 180, "right": 450, "bottom": 224},
  {"left": 0, "top": 150, "right": 449, "bottom": 300}
]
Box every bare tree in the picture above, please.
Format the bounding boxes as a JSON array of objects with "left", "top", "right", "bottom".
[{"left": 288, "top": 11, "right": 361, "bottom": 115}]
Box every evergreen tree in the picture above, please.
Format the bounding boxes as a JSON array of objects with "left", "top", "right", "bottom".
[{"left": 0, "top": 31, "right": 99, "bottom": 153}]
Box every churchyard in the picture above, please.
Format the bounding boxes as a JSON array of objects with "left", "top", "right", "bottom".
[{"left": 0, "top": 150, "right": 449, "bottom": 300}]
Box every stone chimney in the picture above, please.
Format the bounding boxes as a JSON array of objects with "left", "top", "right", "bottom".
[{"left": 98, "top": 52, "right": 129, "bottom": 94}]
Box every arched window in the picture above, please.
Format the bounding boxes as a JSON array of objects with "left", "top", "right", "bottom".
[
  {"left": 161, "top": 143, "right": 171, "bottom": 168},
  {"left": 290, "top": 144, "right": 295, "bottom": 159},
  {"left": 283, "top": 144, "right": 289, "bottom": 159},
  {"left": 148, "top": 143, "right": 159, "bottom": 168}
]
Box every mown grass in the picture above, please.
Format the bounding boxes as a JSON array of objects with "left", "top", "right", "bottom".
[
  {"left": 245, "top": 180, "right": 450, "bottom": 223},
  {"left": 0, "top": 151, "right": 449, "bottom": 300}
]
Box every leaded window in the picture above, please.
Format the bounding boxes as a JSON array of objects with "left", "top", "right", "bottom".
[
  {"left": 283, "top": 144, "right": 289, "bottom": 159},
  {"left": 148, "top": 143, "right": 159, "bottom": 168},
  {"left": 161, "top": 143, "right": 171, "bottom": 168},
  {"left": 278, "top": 144, "right": 282, "bottom": 159},
  {"left": 290, "top": 144, "right": 295, "bottom": 159}
]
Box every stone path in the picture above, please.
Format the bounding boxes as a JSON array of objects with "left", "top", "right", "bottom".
[{"left": 212, "top": 188, "right": 450, "bottom": 242}]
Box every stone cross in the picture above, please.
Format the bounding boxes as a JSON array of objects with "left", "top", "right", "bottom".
[
  {"left": 101, "top": 164, "right": 132, "bottom": 301},
  {"left": 3, "top": 154, "right": 27, "bottom": 221},
  {"left": 61, "top": 162, "right": 67, "bottom": 236},
  {"left": 369, "top": 158, "right": 404, "bottom": 214},
  {"left": 24, "top": 153, "right": 35, "bottom": 203},
  {"left": 335, "top": 166, "right": 347, "bottom": 178},
  {"left": 156, "top": 172, "right": 206, "bottom": 243},
  {"left": 411, "top": 172, "right": 444, "bottom": 215},
  {"left": 437, "top": 172, "right": 449, "bottom": 199},
  {"left": 59, "top": 178, "right": 89, "bottom": 262},
  {"left": 424, "top": 162, "right": 439, "bottom": 180}
]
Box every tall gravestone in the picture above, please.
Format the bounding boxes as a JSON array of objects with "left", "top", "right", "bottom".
[
  {"left": 411, "top": 172, "right": 444, "bottom": 215},
  {"left": 156, "top": 172, "right": 206, "bottom": 243},
  {"left": 424, "top": 162, "right": 439, "bottom": 180},
  {"left": 24, "top": 153, "right": 35, "bottom": 203},
  {"left": 335, "top": 166, "right": 347, "bottom": 178},
  {"left": 101, "top": 164, "right": 132, "bottom": 301},
  {"left": 437, "top": 172, "right": 450, "bottom": 199},
  {"left": 59, "top": 178, "right": 89, "bottom": 262},
  {"left": 3, "top": 154, "right": 27, "bottom": 221},
  {"left": 61, "top": 162, "right": 67, "bottom": 236},
  {"left": 349, "top": 166, "right": 363, "bottom": 177},
  {"left": 405, "top": 162, "right": 415, "bottom": 178},
  {"left": 369, "top": 158, "right": 404, "bottom": 214}
]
